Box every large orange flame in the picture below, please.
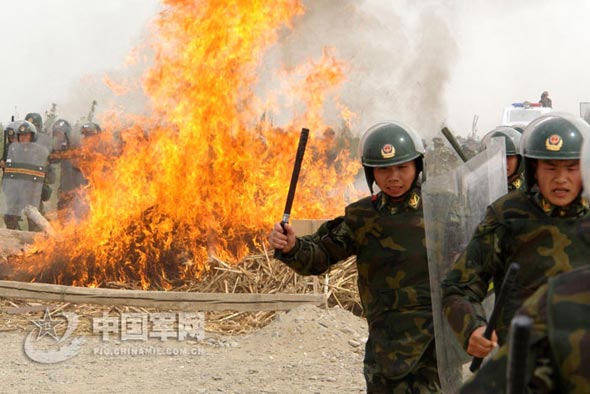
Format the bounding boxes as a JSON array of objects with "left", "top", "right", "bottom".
[{"left": 12, "top": 0, "right": 362, "bottom": 289}]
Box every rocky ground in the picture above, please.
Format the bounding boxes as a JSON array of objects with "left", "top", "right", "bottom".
[{"left": 0, "top": 304, "right": 368, "bottom": 394}]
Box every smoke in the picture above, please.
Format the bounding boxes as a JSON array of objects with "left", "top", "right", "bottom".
[
  {"left": 56, "top": 44, "right": 155, "bottom": 128},
  {"left": 257, "top": 0, "right": 459, "bottom": 140},
  {"left": 5, "top": 1, "right": 458, "bottom": 142},
  {"left": 0, "top": 0, "right": 160, "bottom": 130}
]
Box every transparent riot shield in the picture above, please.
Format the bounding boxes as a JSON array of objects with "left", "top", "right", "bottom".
[
  {"left": 2, "top": 142, "right": 50, "bottom": 219},
  {"left": 422, "top": 138, "right": 507, "bottom": 393}
]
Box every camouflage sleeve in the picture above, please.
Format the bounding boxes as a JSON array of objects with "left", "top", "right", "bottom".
[
  {"left": 459, "top": 285, "right": 554, "bottom": 394},
  {"left": 518, "top": 286, "right": 555, "bottom": 394},
  {"left": 278, "top": 216, "right": 356, "bottom": 276},
  {"left": 442, "top": 205, "right": 504, "bottom": 349}
]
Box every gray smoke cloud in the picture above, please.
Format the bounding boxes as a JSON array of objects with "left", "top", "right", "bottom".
[
  {"left": 4, "top": 0, "right": 589, "bottom": 140},
  {"left": 258, "top": 0, "right": 459, "bottom": 140}
]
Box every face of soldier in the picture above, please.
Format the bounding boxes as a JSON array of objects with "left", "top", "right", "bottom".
[
  {"left": 373, "top": 160, "right": 417, "bottom": 198},
  {"left": 17, "top": 132, "right": 33, "bottom": 144},
  {"left": 506, "top": 155, "right": 519, "bottom": 177},
  {"left": 535, "top": 159, "right": 582, "bottom": 207}
]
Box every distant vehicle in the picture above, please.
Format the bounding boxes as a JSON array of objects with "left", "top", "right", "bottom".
[{"left": 501, "top": 101, "right": 552, "bottom": 127}]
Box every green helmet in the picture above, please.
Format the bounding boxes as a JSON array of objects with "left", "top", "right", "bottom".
[
  {"left": 583, "top": 131, "right": 590, "bottom": 200},
  {"left": 16, "top": 120, "right": 38, "bottom": 141},
  {"left": 481, "top": 126, "right": 521, "bottom": 156},
  {"left": 25, "top": 112, "right": 43, "bottom": 133},
  {"left": 521, "top": 112, "right": 590, "bottom": 191},
  {"left": 52, "top": 119, "right": 72, "bottom": 136},
  {"left": 80, "top": 122, "right": 101, "bottom": 136},
  {"left": 360, "top": 121, "right": 424, "bottom": 193}
]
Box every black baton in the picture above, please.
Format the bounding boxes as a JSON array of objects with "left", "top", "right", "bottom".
[
  {"left": 274, "top": 128, "right": 310, "bottom": 259},
  {"left": 506, "top": 314, "right": 532, "bottom": 394},
  {"left": 470, "top": 262, "right": 520, "bottom": 372},
  {"left": 441, "top": 126, "right": 469, "bottom": 163}
]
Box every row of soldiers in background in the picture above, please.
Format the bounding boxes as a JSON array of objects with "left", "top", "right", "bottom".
[
  {"left": 0, "top": 110, "right": 102, "bottom": 231},
  {"left": 427, "top": 125, "right": 525, "bottom": 193}
]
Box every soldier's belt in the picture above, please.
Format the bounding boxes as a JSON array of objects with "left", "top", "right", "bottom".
[{"left": 4, "top": 162, "right": 46, "bottom": 183}]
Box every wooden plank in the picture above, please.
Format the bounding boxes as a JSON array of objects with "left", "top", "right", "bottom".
[{"left": 0, "top": 280, "right": 325, "bottom": 312}]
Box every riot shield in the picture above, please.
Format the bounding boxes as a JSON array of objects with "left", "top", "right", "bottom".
[
  {"left": 35, "top": 132, "right": 54, "bottom": 152},
  {"left": 422, "top": 138, "right": 507, "bottom": 393},
  {"left": 2, "top": 142, "right": 50, "bottom": 217}
]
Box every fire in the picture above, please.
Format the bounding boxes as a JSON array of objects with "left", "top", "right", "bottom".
[{"left": 9, "top": 0, "right": 362, "bottom": 289}]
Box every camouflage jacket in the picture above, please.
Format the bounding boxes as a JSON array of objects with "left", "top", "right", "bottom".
[
  {"left": 279, "top": 186, "right": 434, "bottom": 379},
  {"left": 459, "top": 265, "right": 590, "bottom": 394},
  {"left": 442, "top": 190, "right": 590, "bottom": 348}
]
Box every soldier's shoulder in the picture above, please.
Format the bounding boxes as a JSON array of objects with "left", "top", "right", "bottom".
[
  {"left": 344, "top": 195, "right": 378, "bottom": 225},
  {"left": 550, "top": 265, "right": 590, "bottom": 294},
  {"left": 489, "top": 190, "right": 532, "bottom": 216},
  {"left": 346, "top": 195, "right": 374, "bottom": 210}
]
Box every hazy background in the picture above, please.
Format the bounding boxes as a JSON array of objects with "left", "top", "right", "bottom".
[
  {"left": 1, "top": 0, "right": 589, "bottom": 138},
  {"left": 0, "top": 0, "right": 160, "bottom": 125}
]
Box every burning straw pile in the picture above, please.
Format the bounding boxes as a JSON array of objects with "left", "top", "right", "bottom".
[
  {"left": 1, "top": 1, "right": 366, "bottom": 333},
  {"left": 0, "top": 251, "right": 360, "bottom": 335}
]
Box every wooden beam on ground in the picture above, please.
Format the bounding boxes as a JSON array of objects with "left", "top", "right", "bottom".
[
  {"left": 0, "top": 280, "right": 326, "bottom": 312},
  {"left": 0, "top": 228, "right": 37, "bottom": 255}
]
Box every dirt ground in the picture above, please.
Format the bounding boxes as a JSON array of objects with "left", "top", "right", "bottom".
[{"left": 0, "top": 304, "right": 367, "bottom": 394}]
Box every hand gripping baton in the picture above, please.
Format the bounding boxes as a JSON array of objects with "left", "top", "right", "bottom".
[
  {"left": 274, "top": 128, "right": 310, "bottom": 259},
  {"left": 470, "top": 262, "right": 520, "bottom": 372}
]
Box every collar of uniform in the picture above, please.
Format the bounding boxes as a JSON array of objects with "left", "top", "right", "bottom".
[
  {"left": 508, "top": 174, "right": 523, "bottom": 191},
  {"left": 374, "top": 188, "right": 421, "bottom": 213},
  {"left": 533, "top": 192, "right": 589, "bottom": 217}
]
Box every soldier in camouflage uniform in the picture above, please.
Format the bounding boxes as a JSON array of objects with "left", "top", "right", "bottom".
[
  {"left": 459, "top": 264, "right": 590, "bottom": 393},
  {"left": 441, "top": 112, "right": 590, "bottom": 360},
  {"left": 480, "top": 126, "right": 525, "bottom": 192},
  {"left": 269, "top": 122, "right": 440, "bottom": 393},
  {"left": 460, "top": 140, "right": 590, "bottom": 393}
]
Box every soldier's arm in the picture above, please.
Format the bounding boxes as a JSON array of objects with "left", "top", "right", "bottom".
[
  {"left": 460, "top": 284, "right": 553, "bottom": 393},
  {"left": 442, "top": 207, "right": 502, "bottom": 349},
  {"left": 277, "top": 217, "right": 355, "bottom": 276}
]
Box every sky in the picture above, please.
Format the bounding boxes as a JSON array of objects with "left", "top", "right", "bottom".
[
  {"left": 1, "top": 0, "right": 589, "bottom": 139},
  {"left": 0, "top": 0, "right": 160, "bottom": 126}
]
